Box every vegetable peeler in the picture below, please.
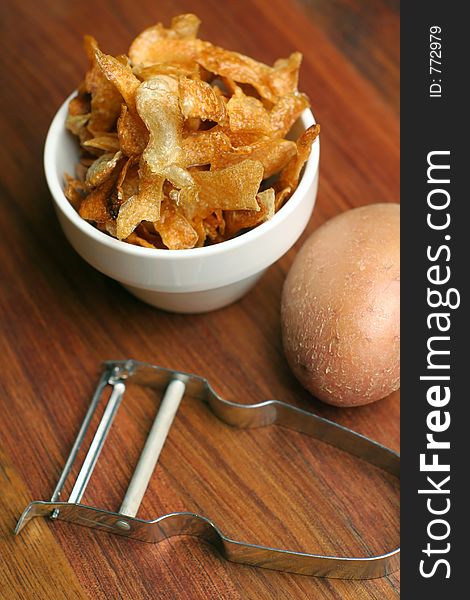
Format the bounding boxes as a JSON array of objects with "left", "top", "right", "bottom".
[{"left": 15, "top": 359, "right": 399, "bottom": 579}]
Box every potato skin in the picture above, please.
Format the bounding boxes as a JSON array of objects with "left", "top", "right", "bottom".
[{"left": 281, "top": 203, "right": 400, "bottom": 407}]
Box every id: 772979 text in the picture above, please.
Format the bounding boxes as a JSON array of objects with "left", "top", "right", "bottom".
[{"left": 429, "top": 26, "right": 442, "bottom": 98}]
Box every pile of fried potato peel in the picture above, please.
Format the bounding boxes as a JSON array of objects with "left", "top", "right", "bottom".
[{"left": 64, "top": 13, "right": 320, "bottom": 250}]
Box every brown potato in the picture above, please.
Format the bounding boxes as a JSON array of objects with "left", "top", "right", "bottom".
[{"left": 281, "top": 203, "right": 400, "bottom": 407}]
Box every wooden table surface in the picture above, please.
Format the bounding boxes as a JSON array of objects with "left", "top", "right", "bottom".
[{"left": 0, "top": 0, "right": 399, "bottom": 598}]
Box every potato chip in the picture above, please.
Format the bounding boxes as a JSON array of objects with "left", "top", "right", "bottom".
[
  {"left": 82, "top": 134, "right": 121, "bottom": 153},
  {"left": 270, "top": 53, "right": 302, "bottom": 97},
  {"left": 179, "top": 77, "right": 227, "bottom": 124},
  {"left": 182, "top": 129, "right": 231, "bottom": 167},
  {"left": 225, "top": 188, "right": 275, "bottom": 236},
  {"left": 197, "top": 46, "right": 275, "bottom": 101},
  {"left": 197, "top": 47, "right": 302, "bottom": 103},
  {"left": 75, "top": 162, "right": 89, "bottom": 182},
  {"left": 103, "top": 219, "right": 117, "bottom": 237},
  {"left": 212, "top": 137, "right": 296, "bottom": 179},
  {"left": 154, "top": 199, "right": 198, "bottom": 249},
  {"left": 66, "top": 113, "right": 90, "bottom": 136},
  {"left": 100, "top": 157, "right": 131, "bottom": 219},
  {"left": 117, "top": 104, "right": 149, "bottom": 156},
  {"left": 129, "top": 14, "right": 201, "bottom": 65},
  {"left": 202, "top": 210, "right": 225, "bottom": 241},
  {"left": 135, "top": 222, "right": 166, "bottom": 248},
  {"left": 116, "top": 160, "right": 139, "bottom": 202},
  {"left": 83, "top": 36, "right": 124, "bottom": 134},
  {"left": 274, "top": 187, "right": 292, "bottom": 212},
  {"left": 258, "top": 187, "right": 276, "bottom": 220},
  {"left": 133, "top": 62, "right": 200, "bottom": 81},
  {"left": 252, "top": 138, "right": 297, "bottom": 178},
  {"left": 136, "top": 76, "right": 193, "bottom": 189},
  {"left": 170, "top": 13, "right": 201, "bottom": 39},
  {"left": 94, "top": 47, "right": 141, "bottom": 112},
  {"left": 183, "top": 117, "right": 201, "bottom": 133},
  {"left": 116, "top": 168, "right": 164, "bottom": 240},
  {"left": 125, "top": 231, "right": 157, "bottom": 249},
  {"left": 68, "top": 93, "right": 91, "bottom": 116},
  {"left": 226, "top": 88, "right": 270, "bottom": 133},
  {"left": 222, "top": 129, "right": 264, "bottom": 148},
  {"left": 276, "top": 124, "right": 320, "bottom": 195},
  {"left": 270, "top": 92, "right": 310, "bottom": 137},
  {"left": 191, "top": 217, "right": 206, "bottom": 247},
  {"left": 130, "top": 33, "right": 206, "bottom": 67},
  {"left": 79, "top": 174, "right": 116, "bottom": 223},
  {"left": 67, "top": 90, "right": 91, "bottom": 140},
  {"left": 178, "top": 160, "right": 263, "bottom": 219},
  {"left": 64, "top": 174, "right": 87, "bottom": 210},
  {"left": 220, "top": 77, "right": 240, "bottom": 96},
  {"left": 85, "top": 151, "right": 122, "bottom": 187}
]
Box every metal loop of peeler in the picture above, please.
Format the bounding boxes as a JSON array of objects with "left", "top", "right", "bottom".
[{"left": 15, "top": 360, "right": 399, "bottom": 580}]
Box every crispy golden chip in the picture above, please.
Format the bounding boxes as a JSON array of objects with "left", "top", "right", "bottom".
[
  {"left": 83, "top": 134, "right": 121, "bottom": 153},
  {"left": 85, "top": 151, "right": 122, "bottom": 187},
  {"left": 68, "top": 93, "right": 91, "bottom": 116},
  {"left": 116, "top": 160, "right": 139, "bottom": 202},
  {"left": 80, "top": 156, "right": 95, "bottom": 166},
  {"left": 171, "top": 13, "right": 201, "bottom": 39},
  {"left": 103, "top": 157, "right": 135, "bottom": 219},
  {"left": 182, "top": 129, "right": 231, "bottom": 167},
  {"left": 154, "top": 199, "right": 198, "bottom": 249},
  {"left": 248, "top": 138, "right": 297, "bottom": 178},
  {"left": 103, "top": 219, "right": 117, "bottom": 237},
  {"left": 66, "top": 113, "right": 90, "bottom": 136},
  {"left": 67, "top": 91, "right": 91, "bottom": 139},
  {"left": 135, "top": 222, "right": 166, "bottom": 248},
  {"left": 203, "top": 210, "right": 225, "bottom": 241},
  {"left": 179, "top": 77, "right": 227, "bottom": 124},
  {"left": 133, "top": 62, "right": 201, "bottom": 81},
  {"left": 191, "top": 217, "right": 206, "bottom": 247},
  {"left": 75, "top": 162, "right": 89, "bottom": 182},
  {"left": 226, "top": 88, "right": 270, "bottom": 133},
  {"left": 212, "top": 137, "right": 296, "bottom": 179},
  {"left": 270, "top": 92, "right": 310, "bottom": 137},
  {"left": 130, "top": 32, "right": 206, "bottom": 67},
  {"left": 83, "top": 36, "right": 124, "bottom": 134},
  {"left": 178, "top": 159, "right": 263, "bottom": 219},
  {"left": 129, "top": 14, "right": 201, "bottom": 65},
  {"left": 64, "top": 174, "right": 87, "bottom": 210},
  {"left": 197, "top": 47, "right": 302, "bottom": 103},
  {"left": 129, "top": 24, "right": 170, "bottom": 62},
  {"left": 258, "top": 187, "right": 276, "bottom": 219},
  {"left": 136, "top": 76, "right": 193, "bottom": 189},
  {"left": 277, "top": 123, "right": 320, "bottom": 195},
  {"left": 274, "top": 187, "right": 292, "bottom": 212},
  {"left": 183, "top": 116, "right": 201, "bottom": 133},
  {"left": 222, "top": 129, "right": 264, "bottom": 148},
  {"left": 220, "top": 76, "right": 240, "bottom": 96},
  {"left": 79, "top": 175, "right": 116, "bottom": 223},
  {"left": 116, "top": 168, "right": 164, "bottom": 240},
  {"left": 197, "top": 46, "right": 274, "bottom": 101},
  {"left": 125, "top": 231, "right": 157, "bottom": 248},
  {"left": 94, "top": 47, "right": 141, "bottom": 112},
  {"left": 270, "top": 53, "right": 302, "bottom": 97},
  {"left": 117, "top": 104, "right": 149, "bottom": 156},
  {"left": 225, "top": 188, "right": 275, "bottom": 236}
]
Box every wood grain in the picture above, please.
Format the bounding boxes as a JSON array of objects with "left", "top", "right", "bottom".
[{"left": 0, "top": 0, "right": 399, "bottom": 598}]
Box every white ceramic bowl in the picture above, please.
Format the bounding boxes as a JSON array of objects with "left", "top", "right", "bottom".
[{"left": 44, "top": 94, "right": 320, "bottom": 313}]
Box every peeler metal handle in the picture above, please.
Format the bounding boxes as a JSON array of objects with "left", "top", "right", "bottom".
[{"left": 15, "top": 359, "right": 399, "bottom": 579}]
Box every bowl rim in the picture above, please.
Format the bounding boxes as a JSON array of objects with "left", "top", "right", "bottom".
[{"left": 44, "top": 92, "right": 320, "bottom": 261}]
